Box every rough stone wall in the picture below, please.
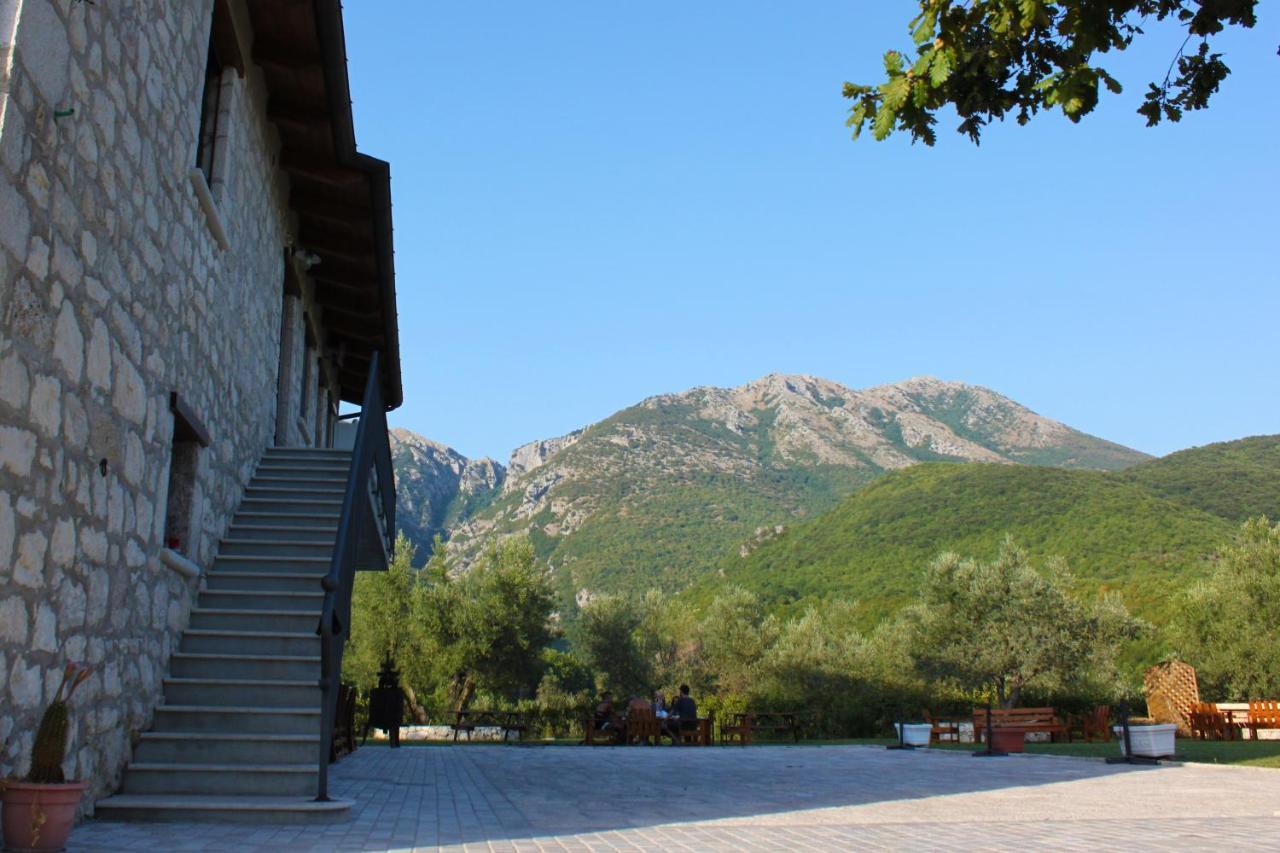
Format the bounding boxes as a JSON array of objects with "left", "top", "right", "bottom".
[{"left": 0, "top": 0, "right": 298, "bottom": 801}]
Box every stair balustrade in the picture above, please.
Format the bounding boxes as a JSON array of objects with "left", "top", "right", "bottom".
[{"left": 316, "top": 351, "right": 395, "bottom": 801}]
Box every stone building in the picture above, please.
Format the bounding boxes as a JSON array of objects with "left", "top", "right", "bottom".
[{"left": 0, "top": 0, "right": 400, "bottom": 819}]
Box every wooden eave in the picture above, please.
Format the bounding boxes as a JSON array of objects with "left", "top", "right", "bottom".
[{"left": 248, "top": 0, "right": 402, "bottom": 409}]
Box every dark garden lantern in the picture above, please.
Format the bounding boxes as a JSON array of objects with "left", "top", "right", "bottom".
[{"left": 368, "top": 656, "right": 405, "bottom": 748}]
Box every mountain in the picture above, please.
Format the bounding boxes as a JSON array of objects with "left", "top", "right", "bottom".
[
  {"left": 695, "top": 462, "right": 1236, "bottom": 625},
  {"left": 1118, "top": 434, "right": 1280, "bottom": 524},
  {"left": 389, "top": 429, "right": 503, "bottom": 557},
  {"left": 408, "top": 374, "right": 1148, "bottom": 603}
]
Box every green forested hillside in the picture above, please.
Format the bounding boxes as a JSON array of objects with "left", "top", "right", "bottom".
[
  {"left": 1119, "top": 435, "right": 1280, "bottom": 523},
  {"left": 697, "top": 462, "right": 1237, "bottom": 625},
  {"left": 439, "top": 374, "right": 1150, "bottom": 606}
]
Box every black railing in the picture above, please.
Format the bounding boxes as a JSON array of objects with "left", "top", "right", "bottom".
[{"left": 316, "top": 351, "right": 395, "bottom": 801}]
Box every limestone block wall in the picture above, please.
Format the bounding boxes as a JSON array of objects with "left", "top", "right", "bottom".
[{"left": 0, "top": 0, "right": 300, "bottom": 800}]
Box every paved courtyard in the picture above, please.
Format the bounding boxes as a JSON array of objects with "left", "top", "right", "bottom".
[{"left": 69, "top": 744, "right": 1280, "bottom": 851}]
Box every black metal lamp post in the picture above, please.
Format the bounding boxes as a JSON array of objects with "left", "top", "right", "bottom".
[
  {"left": 972, "top": 698, "right": 1007, "bottom": 757},
  {"left": 886, "top": 706, "right": 915, "bottom": 750},
  {"left": 367, "top": 655, "right": 405, "bottom": 748}
]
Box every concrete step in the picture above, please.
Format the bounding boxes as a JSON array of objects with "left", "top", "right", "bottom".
[
  {"left": 205, "top": 571, "right": 325, "bottom": 593},
  {"left": 225, "top": 524, "right": 338, "bottom": 543},
  {"left": 151, "top": 705, "right": 319, "bottom": 735},
  {"left": 238, "top": 496, "right": 343, "bottom": 515},
  {"left": 212, "top": 555, "right": 331, "bottom": 574},
  {"left": 122, "top": 763, "right": 317, "bottom": 797},
  {"left": 94, "top": 795, "right": 352, "bottom": 824},
  {"left": 169, "top": 653, "right": 319, "bottom": 681},
  {"left": 249, "top": 476, "right": 348, "bottom": 493},
  {"left": 243, "top": 483, "right": 345, "bottom": 500},
  {"left": 161, "top": 677, "right": 318, "bottom": 708},
  {"left": 254, "top": 466, "right": 351, "bottom": 483},
  {"left": 264, "top": 446, "right": 352, "bottom": 457},
  {"left": 132, "top": 732, "right": 319, "bottom": 765},
  {"left": 196, "top": 589, "right": 324, "bottom": 612},
  {"left": 219, "top": 538, "right": 336, "bottom": 558},
  {"left": 231, "top": 512, "right": 341, "bottom": 530},
  {"left": 188, "top": 608, "right": 317, "bottom": 634},
  {"left": 180, "top": 629, "right": 318, "bottom": 657}
]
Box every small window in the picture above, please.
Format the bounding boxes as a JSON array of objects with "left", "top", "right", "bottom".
[{"left": 195, "top": 35, "right": 224, "bottom": 186}]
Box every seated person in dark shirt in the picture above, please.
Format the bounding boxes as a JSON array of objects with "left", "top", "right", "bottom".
[
  {"left": 593, "top": 691, "right": 623, "bottom": 740},
  {"left": 666, "top": 684, "right": 698, "bottom": 744}
]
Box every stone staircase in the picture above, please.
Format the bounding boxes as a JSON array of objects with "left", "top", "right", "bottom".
[{"left": 95, "top": 447, "right": 356, "bottom": 823}]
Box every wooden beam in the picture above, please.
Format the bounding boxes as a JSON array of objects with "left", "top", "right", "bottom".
[
  {"left": 254, "top": 39, "right": 322, "bottom": 71},
  {"left": 312, "top": 244, "right": 377, "bottom": 266},
  {"left": 280, "top": 151, "right": 363, "bottom": 185},
  {"left": 316, "top": 285, "right": 380, "bottom": 315},
  {"left": 311, "top": 273, "right": 379, "bottom": 293},
  {"left": 291, "top": 199, "right": 371, "bottom": 227},
  {"left": 304, "top": 253, "right": 376, "bottom": 282},
  {"left": 289, "top": 190, "right": 371, "bottom": 216},
  {"left": 299, "top": 227, "right": 375, "bottom": 256},
  {"left": 268, "top": 102, "right": 332, "bottom": 130}
]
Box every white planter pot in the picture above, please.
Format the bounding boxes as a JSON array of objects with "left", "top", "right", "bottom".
[
  {"left": 1113, "top": 724, "right": 1177, "bottom": 758},
  {"left": 894, "top": 723, "right": 933, "bottom": 747}
]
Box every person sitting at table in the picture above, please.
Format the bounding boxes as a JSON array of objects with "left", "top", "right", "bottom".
[
  {"left": 627, "top": 695, "right": 651, "bottom": 716},
  {"left": 594, "top": 691, "right": 623, "bottom": 741},
  {"left": 667, "top": 684, "right": 698, "bottom": 744},
  {"left": 652, "top": 692, "right": 670, "bottom": 720}
]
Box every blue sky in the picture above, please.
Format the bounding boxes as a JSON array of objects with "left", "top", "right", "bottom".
[{"left": 343, "top": 3, "right": 1279, "bottom": 462}]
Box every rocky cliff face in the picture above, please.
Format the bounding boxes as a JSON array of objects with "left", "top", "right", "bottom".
[
  {"left": 389, "top": 428, "right": 503, "bottom": 560},
  {"left": 393, "top": 374, "right": 1148, "bottom": 591}
]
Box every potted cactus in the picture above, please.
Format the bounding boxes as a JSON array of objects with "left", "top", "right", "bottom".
[{"left": 1, "top": 662, "right": 92, "bottom": 851}]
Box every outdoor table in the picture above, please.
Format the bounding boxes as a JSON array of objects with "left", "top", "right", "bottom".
[
  {"left": 451, "top": 710, "right": 526, "bottom": 741},
  {"left": 724, "top": 712, "right": 801, "bottom": 745}
]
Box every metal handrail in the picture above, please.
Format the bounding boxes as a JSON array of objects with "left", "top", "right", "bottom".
[{"left": 316, "top": 351, "right": 395, "bottom": 801}]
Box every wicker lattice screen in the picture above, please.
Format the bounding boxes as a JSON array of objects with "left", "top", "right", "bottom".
[{"left": 1144, "top": 660, "right": 1199, "bottom": 736}]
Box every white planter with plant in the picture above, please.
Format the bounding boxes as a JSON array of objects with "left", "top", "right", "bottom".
[
  {"left": 894, "top": 723, "right": 933, "bottom": 747},
  {"left": 1113, "top": 723, "right": 1177, "bottom": 758}
]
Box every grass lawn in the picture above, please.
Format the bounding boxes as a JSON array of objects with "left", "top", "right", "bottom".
[{"left": 820, "top": 737, "right": 1280, "bottom": 769}]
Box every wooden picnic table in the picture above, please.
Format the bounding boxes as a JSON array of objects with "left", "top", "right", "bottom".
[
  {"left": 582, "top": 713, "right": 713, "bottom": 746},
  {"left": 721, "top": 712, "right": 802, "bottom": 745},
  {"left": 450, "top": 709, "right": 527, "bottom": 742}
]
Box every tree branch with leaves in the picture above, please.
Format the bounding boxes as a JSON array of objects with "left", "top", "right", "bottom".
[{"left": 846, "top": 1, "right": 1262, "bottom": 145}]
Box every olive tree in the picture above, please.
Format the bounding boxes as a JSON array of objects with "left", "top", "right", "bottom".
[
  {"left": 906, "top": 538, "right": 1143, "bottom": 707},
  {"left": 1176, "top": 517, "right": 1280, "bottom": 700}
]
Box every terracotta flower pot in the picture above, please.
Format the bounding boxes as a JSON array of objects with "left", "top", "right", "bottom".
[
  {"left": 1, "top": 780, "right": 87, "bottom": 851},
  {"left": 990, "top": 728, "right": 1026, "bottom": 753}
]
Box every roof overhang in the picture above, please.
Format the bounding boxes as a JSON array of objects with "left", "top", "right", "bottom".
[{"left": 248, "top": 0, "right": 403, "bottom": 409}]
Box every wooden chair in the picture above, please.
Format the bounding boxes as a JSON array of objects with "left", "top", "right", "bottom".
[
  {"left": 1188, "top": 702, "right": 1229, "bottom": 740},
  {"left": 625, "top": 707, "right": 661, "bottom": 745},
  {"left": 922, "top": 710, "right": 960, "bottom": 744},
  {"left": 1247, "top": 700, "right": 1280, "bottom": 740},
  {"left": 1069, "top": 705, "right": 1111, "bottom": 743},
  {"left": 674, "top": 715, "right": 712, "bottom": 745}
]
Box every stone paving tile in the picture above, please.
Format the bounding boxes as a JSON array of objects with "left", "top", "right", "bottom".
[{"left": 67, "top": 745, "right": 1280, "bottom": 851}]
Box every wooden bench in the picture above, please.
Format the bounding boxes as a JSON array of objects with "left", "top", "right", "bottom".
[
  {"left": 721, "top": 712, "right": 800, "bottom": 745},
  {"left": 1247, "top": 700, "right": 1280, "bottom": 740},
  {"left": 451, "top": 710, "right": 526, "bottom": 742},
  {"left": 973, "top": 707, "right": 1069, "bottom": 744},
  {"left": 922, "top": 710, "right": 960, "bottom": 744}
]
